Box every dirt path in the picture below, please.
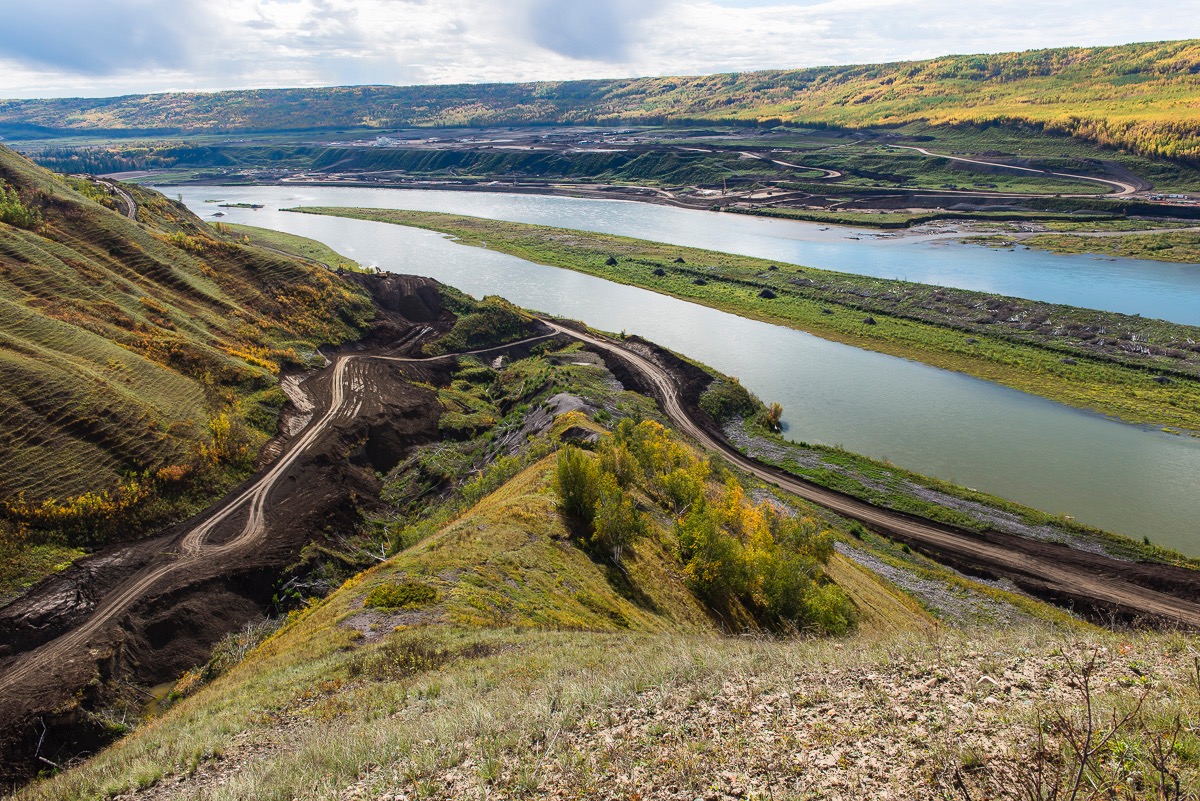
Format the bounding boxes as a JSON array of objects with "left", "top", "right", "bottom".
[
  {"left": 97, "top": 179, "right": 138, "bottom": 221},
  {"left": 887, "top": 145, "right": 1141, "bottom": 198},
  {"left": 547, "top": 321, "right": 1200, "bottom": 629},
  {"left": 0, "top": 335, "right": 554, "bottom": 700}
]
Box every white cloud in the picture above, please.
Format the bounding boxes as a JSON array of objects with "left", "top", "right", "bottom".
[{"left": 0, "top": 0, "right": 1195, "bottom": 98}]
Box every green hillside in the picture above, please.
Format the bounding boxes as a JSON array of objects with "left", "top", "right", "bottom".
[
  {"left": 0, "top": 146, "right": 372, "bottom": 597},
  {"left": 16, "top": 414, "right": 1197, "bottom": 800},
  {"left": 3, "top": 40, "right": 1200, "bottom": 161}
]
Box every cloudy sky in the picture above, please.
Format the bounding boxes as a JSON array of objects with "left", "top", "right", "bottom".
[{"left": 0, "top": 0, "right": 1195, "bottom": 99}]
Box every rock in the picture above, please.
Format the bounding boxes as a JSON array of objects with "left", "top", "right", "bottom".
[
  {"left": 674, "top": 257, "right": 686, "bottom": 263},
  {"left": 652, "top": 267, "right": 666, "bottom": 277},
  {"left": 605, "top": 255, "right": 618, "bottom": 266},
  {"left": 862, "top": 316, "right": 877, "bottom": 326},
  {"left": 758, "top": 288, "right": 777, "bottom": 299},
  {"left": 1061, "top": 358, "right": 1077, "bottom": 365},
  {"left": 693, "top": 278, "right": 708, "bottom": 286}
]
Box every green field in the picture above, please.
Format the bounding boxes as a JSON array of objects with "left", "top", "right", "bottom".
[{"left": 289, "top": 208, "right": 1200, "bottom": 433}]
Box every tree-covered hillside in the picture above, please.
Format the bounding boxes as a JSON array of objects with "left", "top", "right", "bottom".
[{"left": 2, "top": 39, "right": 1200, "bottom": 161}]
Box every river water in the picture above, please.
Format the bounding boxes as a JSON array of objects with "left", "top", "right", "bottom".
[{"left": 167, "top": 185, "right": 1200, "bottom": 555}]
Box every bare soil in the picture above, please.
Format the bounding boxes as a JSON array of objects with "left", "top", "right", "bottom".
[{"left": 0, "top": 275, "right": 454, "bottom": 784}]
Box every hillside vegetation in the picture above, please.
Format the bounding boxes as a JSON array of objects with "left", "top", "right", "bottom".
[
  {"left": 2, "top": 40, "right": 1200, "bottom": 162},
  {"left": 0, "top": 146, "right": 373, "bottom": 599},
  {"left": 16, "top": 418, "right": 1197, "bottom": 799}
]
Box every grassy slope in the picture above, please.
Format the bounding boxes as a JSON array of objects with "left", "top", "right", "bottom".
[
  {"left": 218, "top": 223, "right": 363, "bottom": 272},
  {"left": 16, "top": 457, "right": 1196, "bottom": 800},
  {"left": 2, "top": 40, "right": 1200, "bottom": 162},
  {"left": 290, "top": 208, "right": 1200, "bottom": 432},
  {"left": 0, "top": 146, "right": 373, "bottom": 599}
]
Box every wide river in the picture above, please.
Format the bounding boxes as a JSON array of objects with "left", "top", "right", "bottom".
[{"left": 169, "top": 186, "right": 1200, "bottom": 554}]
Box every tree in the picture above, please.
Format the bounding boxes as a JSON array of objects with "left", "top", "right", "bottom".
[
  {"left": 764, "top": 402, "right": 784, "bottom": 432},
  {"left": 593, "top": 474, "right": 647, "bottom": 562},
  {"left": 555, "top": 446, "right": 600, "bottom": 526}
]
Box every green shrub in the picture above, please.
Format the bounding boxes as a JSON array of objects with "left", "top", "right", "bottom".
[
  {"left": 555, "top": 446, "right": 602, "bottom": 526},
  {"left": 592, "top": 473, "right": 648, "bottom": 561},
  {"left": 698, "top": 378, "right": 759, "bottom": 423},
  {"left": 427, "top": 296, "right": 531, "bottom": 354},
  {"left": 0, "top": 182, "right": 41, "bottom": 229},
  {"left": 365, "top": 580, "right": 439, "bottom": 610}
]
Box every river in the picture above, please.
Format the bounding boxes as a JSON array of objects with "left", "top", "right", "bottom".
[{"left": 167, "top": 185, "right": 1200, "bottom": 555}]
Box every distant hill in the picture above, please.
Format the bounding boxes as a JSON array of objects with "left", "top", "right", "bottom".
[
  {"left": 1, "top": 39, "right": 1199, "bottom": 162},
  {"left": 0, "top": 145, "right": 371, "bottom": 582}
]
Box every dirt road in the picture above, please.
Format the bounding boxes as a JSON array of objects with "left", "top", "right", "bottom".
[
  {"left": 0, "top": 335, "right": 554, "bottom": 700},
  {"left": 97, "top": 178, "right": 138, "bottom": 221},
  {"left": 888, "top": 145, "right": 1141, "bottom": 198},
  {"left": 546, "top": 321, "right": 1200, "bottom": 629}
]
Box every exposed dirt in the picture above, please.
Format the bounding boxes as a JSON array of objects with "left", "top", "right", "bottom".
[{"left": 0, "top": 275, "right": 457, "bottom": 784}]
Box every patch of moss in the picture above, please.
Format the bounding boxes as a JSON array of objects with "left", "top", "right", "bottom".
[{"left": 365, "top": 581, "right": 440, "bottom": 610}]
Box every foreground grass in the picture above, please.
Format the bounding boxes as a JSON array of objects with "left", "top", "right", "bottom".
[
  {"left": 290, "top": 208, "right": 1200, "bottom": 432},
  {"left": 21, "top": 615, "right": 1198, "bottom": 800}
]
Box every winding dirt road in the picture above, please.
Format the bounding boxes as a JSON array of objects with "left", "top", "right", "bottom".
[
  {"left": 0, "top": 336, "right": 553, "bottom": 698},
  {"left": 546, "top": 321, "right": 1200, "bottom": 629},
  {"left": 4, "top": 318, "right": 1197, "bottom": 703},
  {"left": 888, "top": 145, "right": 1140, "bottom": 198},
  {"left": 97, "top": 179, "right": 138, "bottom": 221}
]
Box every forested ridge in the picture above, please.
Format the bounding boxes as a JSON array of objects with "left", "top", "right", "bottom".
[{"left": 2, "top": 39, "right": 1200, "bottom": 162}]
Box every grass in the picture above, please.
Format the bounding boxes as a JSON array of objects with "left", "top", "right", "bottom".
[
  {"left": 217, "top": 223, "right": 363, "bottom": 272},
  {"left": 18, "top": 591, "right": 1198, "bottom": 799},
  {"left": 1024, "top": 230, "right": 1200, "bottom": 263},
  {"left": 23, "top": 338, "right": 1200, "bottom": 799},
  {"left": 290, "top": 208, "right": 1200, "bottom": 432},
  {"left": 0, "top": 146, "right": 375, "bottom": 592}
]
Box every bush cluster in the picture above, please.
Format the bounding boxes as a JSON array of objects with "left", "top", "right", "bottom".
[
  {"left": 426, "top": 296, "right": 531, "bottom": 355},
  {"left": 556, "top": 419, "right": 854, "bottom": 633},
  {"left": 365, "top": 580, "right": 440, "bottom": 610},
  {"left": 0, "top": 182, "right": 41, "bottom": 229}
]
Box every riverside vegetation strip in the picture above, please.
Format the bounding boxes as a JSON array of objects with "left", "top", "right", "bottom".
[{"left": 289, "top": 208, "right": 1200, "bottom": 432}]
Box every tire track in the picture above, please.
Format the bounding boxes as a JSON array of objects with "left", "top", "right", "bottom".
[
  {"left": 0, "top": 334, "right": 554, "bottom": 696},
  {"left": 546, "top": 321, "right": 1200, "bottom": 629}
]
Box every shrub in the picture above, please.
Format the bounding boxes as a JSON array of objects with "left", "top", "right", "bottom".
[
  {"left": 0, "top": 182, "right": 41, "bottom": 229},
  {"left": 592, "top": 474, "right": 648, "bottom": 562},
  {"left": 555, "top": 446, "right": 601, "bottom": 526},
  {"left": 699, "top": 378, "right": 759, "bottom": 423},
  {"left": 762, "top": 402, "right": 784, "bottom": 432},
  {"left": 365, "top": 580, "right": 439, "bottom": 610},
  {"left": 427, "top": 296, "right": 531, "bottom": 354}
]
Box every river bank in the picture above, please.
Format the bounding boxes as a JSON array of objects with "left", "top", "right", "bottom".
[{"left": 290, "top": 207, "right": 1200, "bottom": 433}]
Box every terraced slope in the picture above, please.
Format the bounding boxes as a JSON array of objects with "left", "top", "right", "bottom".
[
  {"left": 0, "top": 145, "right": 372, "bottom": 592},
  {"left": 2, "top": 40, "right": 1199, "bottom": 161}
]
